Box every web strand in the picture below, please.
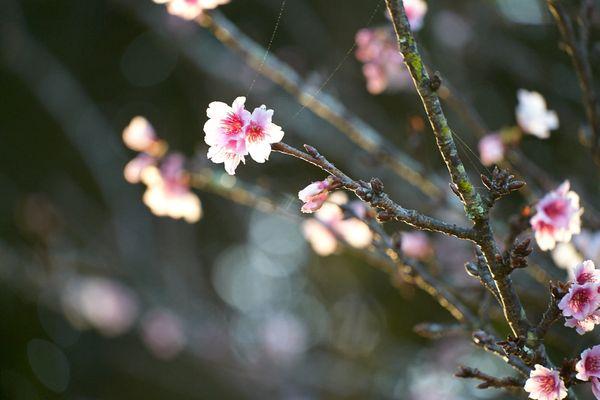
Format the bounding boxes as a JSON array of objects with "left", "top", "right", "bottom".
[
  {"left": 246, "top": 0, "right": 287, "bottom": 96},
  {"left": 292, "top": 0, "right": 383, "bottom": 120}
]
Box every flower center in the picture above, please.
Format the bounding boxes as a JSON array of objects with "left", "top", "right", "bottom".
[
  {"left": 570, "top": 288, "right": 592, "bottom": 312},
  {"left": 222, "top": 112, "right": 244, "bottom": 136},
  {"left": 537, "top": 375, "right": 556, "bottom": 394},
  {"left": 586, "top": 356, "right": 600, "bottom": 373},
  {"left": 246, "top": 122, "right": 265, "bottom": 143},
  {"left": 543, "top": 199, "right": 567, "bottom": 219}
]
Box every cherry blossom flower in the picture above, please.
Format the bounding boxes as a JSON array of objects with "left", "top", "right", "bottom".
[
  {"left": 124, "top": 154, "right": 156, "bottom": 184},
  {"left": 478, "top": 133, "right": 505, "bottom": 166},
  {"left": 245, "top": 106, "right": 284, "bottom": 163},
  {"left": 577, "top": 345, "right": 600, "bottom": 381},
  {"left": 141, "top": 154, "right": 202, "bottom": 223},
  {"left": 565, "top": 311, "right": 600, "bottom": 335},
  {"left": 153, "top": 0, "right": 229, "bottom": 20},
  {"left": 355, "top": 27, "right": 412, "bottom": 94},
  {"left": 574, "top": 260, "right": 600, "bottom": 285},
  {"left": 403, "top": 0, "right": 428, "bottom": 31},
  {"left": 558, "top": 282, "right": 600, "bottom": 320},
  {"left": 523, "top": 364, "right": 567, "bottom": 400},
  {"left": 141, "top": 308, "right": 186, "bottom": 360},
  {"left": 302, "top": 192, "right": 373, "bottom": 255},
  {"left": 531, "top": 181, "right": 582, "bottom": 251},
  {"left": 401, "top": 231, "right": 432, "bottom": 260},
  {"left": 592, "top": 378, "right": 600, "bottom": 399},
  {"left": 204, "top": 97, "right": 284, "bottom": 174},
  {"left": 516, "top": 89, "right": 559, "bottom": 139},
  {"left": 298, "top": 178, "right": 333, "bottom": 214}
]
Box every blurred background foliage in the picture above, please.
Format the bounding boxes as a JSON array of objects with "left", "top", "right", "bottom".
[{"left": 1, "top": 0, "right": 599, "bottom": 399}]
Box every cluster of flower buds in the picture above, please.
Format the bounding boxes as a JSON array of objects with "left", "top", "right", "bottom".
[
  {"left": 301, "top": 192, "right": 373, "bottom": 256},
  {"left": 203, "top": 97, "right": 284, "bottom": 175},
  {"left": 152, "top": 0, "right": 230, "bottom": 20},
  {"left": 530, "top": 181, "right": 582, "bottom": 251},
  {"left": 480, "top": 166, "right": 526, "bottom": 202},
  {"left": 123, "top": 117, "right": 202, "bottom": 223}
]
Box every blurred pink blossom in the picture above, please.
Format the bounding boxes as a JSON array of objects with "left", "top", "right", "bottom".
[
  {"left": 123, "top": 116, "right": 159, "bottom": 153},
  {"left": 531, "top": 181, "right": 582, "bottom": 251},
  {"left": 558, "top": 282, "right": 600, "bottom": 320},
  {"left": 478, "top": 133, "right": 505, "bottom": 166},
  {"left": 577, "top": 345, "right": 600, "bottom": 381},
  {"left": 592, "top": 378, "right": 600, "bottom": 399},
  {"left": 261, "top": 313, "right": 308, "bottom": 363},
  {"left": 403, "top": 0, "right": 428, "bottom": 31},
  {"left": 523, "top": 364, "right": 567, "bottom": 400},
  {"left": 574, "top": 230, "right": 600, "bottom": 261},
  {"left": 62, "top": 277, "right": 139, "bottom": 337},
  {"left": 401, "top": 231, "right": 432, "bottom": 260},
  {"left": 142, "top": 154, "right": 202, "bottom": 223},
  {"left": 141, "top": 308, "right": 186, "bottom": 360},
  {"left": 355, "top": 27, "right": 412, "bottom": 94},
  {"left": 516, "top": 89, "right": 559, "bottom": 139},
  {"left": 124, "top": 154, "right": 156, "bottom": 184},
  {"left": 302, "top": 193, "right": 372, "bottom": 256},
  {"left": 153, "top": 0, "right": 230, "bottom": 20}
]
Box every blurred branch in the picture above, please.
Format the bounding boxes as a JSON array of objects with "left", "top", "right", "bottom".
[
  {"left": 455, "top": 365, "right": 524, "bottom": 390},
  {"left": 547, "top": 0, "right": 600, "bottom": 163}
]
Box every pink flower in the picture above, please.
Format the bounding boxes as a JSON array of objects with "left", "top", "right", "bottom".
[
  {"left": 478, "top": 134, "right": 505, "bottom": 166},
  {"left": 302, "top": 193, "right": 373, "bottom": 255},
  {"left": 123, "top": 116, "right": 163, "bottom": 155},
  {"left": 244, "top": 105, "right": 284, "bottom": 163},
  {"left": 574, "top": 260, "right": 600, "bottom": 285},
  {"left": 592, "top": 377, "right": 600, "bottom": 399},
  {"left": 577, "top": 345, "right": 600, "bottom": 381},
  {"left": 355, "top": 27, "right": 412, "bottom": 94},
  {"left": 531, "top": 181, "right": 582, "bottom": 251},
  {"left": 153, "top": 0, "right": 229, "bottom": 20},
  {"left": 558, "top": 282, "right": 600, "bottom": 320},
  {"left": 523, "top": 364, "right": 567, "bottom": 400},
  {"left": 203, "top": 97, "right": 284, "bottom": 174},
  {"left": 401, "top": 231, "right": 432, "bottom": 260},
  {"left": 298, "top": 179, "right": 331, "bottom": 213},
  {"left": 124, "top": 154, "right": 156, "bottom": 184},
  {"left": 565, "top": 310, "right": 600, "bottom": 335},
  {"left": 516, "top": 89, "right": 559, "bottom": 139},
  {"left": 403, "top": 0, "right": 428, "bottom": 31},
  {"left": 141, "top": 154, "right": 202, "bottom": 223}
]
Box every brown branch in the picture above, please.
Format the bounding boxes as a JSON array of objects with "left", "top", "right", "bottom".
[
  {"left": 455, "top": 366, "right": 524, "bottom": 390},
  {"left": 272, "top": 142, "right": 475, "bottom": 240}
]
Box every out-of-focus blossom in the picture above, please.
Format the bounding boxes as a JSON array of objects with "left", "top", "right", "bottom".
[
  {"left": 245, "top": 106, "right": 284, "bottom": 163},
  {"left": 261, "top": 312, "right": 308, "bottom": 363},
  {"left": 153, "top": 0, "right": 229, "bottom": 20},
  {"left": 298, "top": 179, "right": 332, "bottom": 214},
  {"left": 124, "top": 154, "right": 156, "bottom": 184},
  {"left": 142, "top": 154, "right": 202, "bottom": 223},
  {"left": 592, "top": 378, "right": 600, "bottom": 399},
  {"left": 204, "top": 97, "right": 283, "bottom": 174},
  {"left": 302, "top": 192, "right": 372, "bottom": 256},
  {"left": 551, "top": 243, "right": 583, "bottom": 276},
  {"left": 558, "top": 282, "right": 600, "bottom": 320},
  {"left": 123, "top": 116, "right": 159, "bottom": 153},
  {"left": 516, "top": 89, "right": 559, "bottom": 139},
  {"left": 403, "top": 0, "right": 428, "bottom": 31},
  {"left": 574, "top": 230, "right": 600, "bottom": 261},
  {"left": 401, "top": 231, "right": 432, "bottom": 260},
  {"left": 574, "top": 260, "right": 600, "bottom": 285},
  {"left": 478, "top": 133, "right": 505, "bottom": 166},
  {"left": 141, "top": 308, "right": 186, "bottom": 360},
  {"left": 523, "top": 364, "right": 567, "bottom": 400},
  {"left": 531, "top": 181, "right": 582, "bottom": 251},
  {"left": 355, "top": 27, "right": 412, "bottom": 94},
  {"left": 565, "top": 311, "right": 600, "bottom": 335},
  {"left": 577, "top": 345, "right": 600, "bottom": 381},
  {"left": 62, "top": 277, "right": 139, "bottom": 337}
]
